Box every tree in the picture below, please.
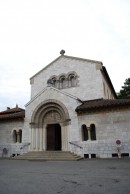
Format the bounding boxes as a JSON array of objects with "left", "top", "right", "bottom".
[{"left": 118, "top": 78, "right": 130, "bottom": 99}]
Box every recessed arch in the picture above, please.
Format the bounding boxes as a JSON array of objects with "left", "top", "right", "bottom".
[
  {"left": 67, "top": 71, "right": 78, "bottom": 78},
  {"left": 59, "top": 76, "right": 66, "bottom": 89},
  {"left": 12, "top": 129, "right": 22, "bottom": 143},
  {"left": 57, "top": 73, "right": 67, "bottom": 80},
  {"left": 31, "top": 99, "right": 70, "bottom": 127},
  {"left": 49, "top": 75, "right": 58, "bottom": 80},
  {"left": 70, "top": 75, "right": 76, "bottom": 87},
  {"left": 67, "top": 71, "right": 78, "bottom": 87},
  {"left": 47, "top": 75, "right": 58, "bottom": 88},
  {"left": 47, "top": 72, "right": 79, "bottom": 89}
]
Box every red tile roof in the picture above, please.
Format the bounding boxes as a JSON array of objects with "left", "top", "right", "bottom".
[
  {"left": 76, "top": 99, "right": 130, "bottom": 113},
  {"left": 0, "top": 106, "right": 25, "bottom": 121}
]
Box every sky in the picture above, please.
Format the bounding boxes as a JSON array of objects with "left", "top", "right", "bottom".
[{"left": 0, "top": 0, "right": 130, "bottom": 111}]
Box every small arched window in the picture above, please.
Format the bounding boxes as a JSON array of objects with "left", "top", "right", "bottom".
[
  {"left": 90, "top": 124, "right": 96, "bottom": 140},
  {"left": 70, "top": 76, "right": 76, "bottom": 87},
  {"left": 19, "top": 129, "right": 22, "bottom": 143},
  {"left": 47, "top": 79, "right": 51, "bottom": 87},
  {"left": 12, "top": 129, "right": 22, "bottom": 143},
  {"left": 82, "top": 125, "right": 88, "bottom": 141},
  {"left": 13, "top": 130, "right": 17, "bottom": 143},
  {"left": 52, "top": 79, "right": 57, "bottom": 88},
  {"left": 61, "top": 78, "right": 66, "bottom": 89}
]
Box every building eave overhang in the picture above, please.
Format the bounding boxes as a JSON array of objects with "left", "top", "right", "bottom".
[
  {"left": 76, "top": 99, "right": 130, "bottom": 114},
  {"left": 101, "top": 66, "right": 117, "bottom": 99},
  {"left": 0, "top": 111, "right": 25, "bottom": 121}
]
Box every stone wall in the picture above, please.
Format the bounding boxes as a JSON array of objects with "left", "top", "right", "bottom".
[
  {"left": 25, "top": 87, "right": 82, "bottom": 151},
  {"left": 101, "top": 75, "right": 115, "bottom": 99},
  {"left": 30, "top": 56, "right": 104, "bottom": 101},
  {"left": 0, "top": 120, "right": 28, "bottom": 157},
  {"left": 0, "top": 120, "right": 24, "bottom": 144},
  {"left": 72, "top": 109, "right": 130, "bottom": 158}
]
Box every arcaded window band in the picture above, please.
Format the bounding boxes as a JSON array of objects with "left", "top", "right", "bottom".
[{"left": 47, "top": 72, "right": 78, "bottom": 89}]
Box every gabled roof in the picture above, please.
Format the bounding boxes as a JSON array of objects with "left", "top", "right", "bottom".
[
  {"left": 30, "top": 52, "right": 117, "bottom": 98},
  {"left": 76, "top": 99, "right": 130, "bottom": 113},
  {"left": 25, "top": 86, "right": 81, "bottom": 107},
  {"left": 30, "top": 54, "right": 103, "bottom": 80},
  {"left": 0, "top": 105, "right": 25, "bottom": 121}
]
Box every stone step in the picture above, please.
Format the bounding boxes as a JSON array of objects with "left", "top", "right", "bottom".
[
  {"left": 17, "top": 155, "right": 77, "bottom": 158},
  {"left": 13, "top": 151, "right": 82, "bottom": 161},
  {"left": 19, "top": 153, "right": 77, "bottom": 157},
  {"left": 17, "top": 154, "right": 72, "bottom": 157},
  {"left": 21, "top": 151, "right": 72, "bottom": 154},
  {"left": 15, "top": 158, "right": 80, "bottom": 161}
]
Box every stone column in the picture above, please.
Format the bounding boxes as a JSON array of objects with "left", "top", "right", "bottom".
[
  {"left": 39, "top": 128, "right": 43, "bottom": 151},
  {"left": 42, "top": 125, "right": 47, "bottom": 151},
  {"left": 33, "top": 129, "right": 36, "bottom": 150},
  {"left": 88, "top": 127, "right": 91, "bottom": 140},
  {"left": 61, "top": 125, "right": 64, "bottom": 151},
  {"left": 31, "top": 128, "right": 34, "bottom": 150},
  {"left": 61, "top": 124, "right": 68, "bottom": 151},
  {"left": 36, "top": 128, "right": 40, "bottom": 151},
  {"left": 64, "top": 126, "right": 68, "bottom": 151},
  {"left": 65, "top": 125, "right": 68, "bottom": 151}
]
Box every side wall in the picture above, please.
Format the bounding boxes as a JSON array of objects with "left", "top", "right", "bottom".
[
  {"left": 73, "top": 109, "right": 130, "bottom": 158},
  {"left": 0, "top": 120, "right": 27, "bottom": 157},
  {"left": 101, "top": 74, "right": 115, "bottom": 99}
]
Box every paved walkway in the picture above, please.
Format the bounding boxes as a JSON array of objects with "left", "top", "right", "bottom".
[{"left": 0, "top": 159, "right": 130, "bottom": 194}]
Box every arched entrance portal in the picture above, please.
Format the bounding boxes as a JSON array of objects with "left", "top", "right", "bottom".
[
  {"left": 31, "top": 100, "right": 70, "bottom": 151},
  {"left": 47, "top": 124, "right": 61, "bottom": 150}
]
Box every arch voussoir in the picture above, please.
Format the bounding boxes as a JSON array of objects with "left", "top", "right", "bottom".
[{"left": 31, "top": 99, "right": 70, "bottom": 127}]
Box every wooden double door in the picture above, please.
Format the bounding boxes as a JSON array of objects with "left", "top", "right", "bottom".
[{"left": 47, "top": 124, "right": 61, "bottom": 150}]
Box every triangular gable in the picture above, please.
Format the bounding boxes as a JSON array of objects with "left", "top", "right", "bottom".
[
  {"left": 30, "top": 54, "right": 103, "bottom": 80},
  {"left": 25, "top": 86, "right": 82, "bottom": 107},
  {"left": 29, "top": 52, "right": 116, "bottom": 99}
]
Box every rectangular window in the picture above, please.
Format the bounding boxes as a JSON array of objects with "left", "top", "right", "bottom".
[
  {"left": 91, "top": 154, "right": 96, "bottom": 158},
  {"left": 121, "top": 153, "right": 129, "bottom": 157},
  {"left": 84, "top": 154, "right": 89, "bottom": 158},
  {"left": 112, "top": 153, "right": 118, "bottom": 157}
]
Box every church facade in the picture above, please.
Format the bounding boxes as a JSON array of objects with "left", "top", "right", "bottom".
[{"left": 0, "top": 51, "right": 130, "bottom": 158}]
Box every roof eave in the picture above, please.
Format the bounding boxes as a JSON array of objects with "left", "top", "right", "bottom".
[{"left": 101, "top": 66, "right": 117, "bottom": 99}]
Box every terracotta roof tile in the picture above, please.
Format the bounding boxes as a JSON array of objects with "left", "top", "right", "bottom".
[
  {"left": 0, "top": 107, "right": 25, "bottom": 121},
  {"left": 76, "top": 99, "right": 130, "bottom": 113},
  {"left": 0, "top": 107, "right": 24, "bottom": 114}
]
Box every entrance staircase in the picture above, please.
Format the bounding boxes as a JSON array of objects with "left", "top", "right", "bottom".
[{"left": 13, "top": 151, "right": 82, "bottom": 161}]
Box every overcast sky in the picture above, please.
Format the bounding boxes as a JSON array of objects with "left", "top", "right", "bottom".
[{"left": 0, "top": 0, "right": 130, "bottom": 111}]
